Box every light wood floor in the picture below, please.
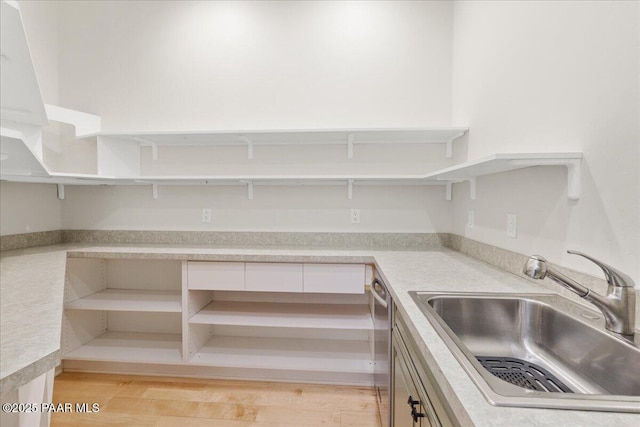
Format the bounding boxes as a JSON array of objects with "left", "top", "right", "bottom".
[{"left": 51, "top": 372, "right": 382, "bottom": 427}]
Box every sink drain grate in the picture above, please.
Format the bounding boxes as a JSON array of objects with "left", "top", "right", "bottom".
[{"left": 476, "top": 356, "right": 573, "bottom": 393}]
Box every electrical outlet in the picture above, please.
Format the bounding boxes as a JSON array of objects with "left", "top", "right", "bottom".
[
  {"left": 507, "top": 213, "right": 517, "bottom": 238},
  {"left": 351, "top": 209, "right": 361, "bottom": 224},
  {"left": 201, "top": 208, "right": 212, "bottom": 223},
  {"left": 467, "top": 210, "right": 474, "bottom": 228}
]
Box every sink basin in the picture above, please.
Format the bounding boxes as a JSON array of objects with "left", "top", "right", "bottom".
[{"left": 409, "top": 292, "right": 640, "bottom": 412}]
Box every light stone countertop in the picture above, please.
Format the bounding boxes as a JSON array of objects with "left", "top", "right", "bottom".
[
  {"left": 0, "top": 245, "right": 72, "bottom": 396},
  {"left": 1, "top": 243, "right": 638, "bottom": 425}
]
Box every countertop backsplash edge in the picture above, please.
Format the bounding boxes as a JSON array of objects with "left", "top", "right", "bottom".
[{"left": 445, "top": 234, "right": 640, "bottom": 330}]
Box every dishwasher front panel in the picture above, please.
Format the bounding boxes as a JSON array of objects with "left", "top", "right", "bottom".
[{"left": 373, "top": 274, "right": 392, "bottom": 427}]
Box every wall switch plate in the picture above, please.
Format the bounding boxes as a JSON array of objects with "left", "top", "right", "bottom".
[
  {"left": 467, "top": 210, "right": 474, "bottom": 228},
  {"left": 201, "top": 208, "right": 212, "bottom": 223},
  {"left": 350, "top": 209, "right": 361, "bottom": 224},
  {"left": 507, "top": 213, "right": 517, "bottom": 238}
]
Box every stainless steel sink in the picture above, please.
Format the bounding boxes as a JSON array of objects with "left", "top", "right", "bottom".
[{"left": 409, "top": 292, "right": 640, "bottom": 412}]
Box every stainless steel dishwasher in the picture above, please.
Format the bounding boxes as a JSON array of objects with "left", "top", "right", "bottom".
[{"left": 372, "top": 273, "right": 392, "bottom": 427}]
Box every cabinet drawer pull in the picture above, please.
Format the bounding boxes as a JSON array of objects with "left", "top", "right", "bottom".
[
  {"left": 411, "top": 406, "right": 426, "bottom": 422},
  {"left": 407, "top": 395, "right": 419, "bottom": 406}
]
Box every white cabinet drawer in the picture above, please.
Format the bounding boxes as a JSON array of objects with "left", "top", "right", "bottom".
[
  {"left": 245, "top": 263, "right": 303, "bottom": 292},
  {"left": 187, "top": 262, "right": 245, "bottom": 290},
  {"left": 303, "top": 264, "right": 365, "bottom": 294}
]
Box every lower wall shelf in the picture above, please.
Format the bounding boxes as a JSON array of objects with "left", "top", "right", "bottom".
[
  {"left": 64, "top": 331, "right": 183, "bottom": 364},
  {"left": 190, "top": 336, "right": 373, "bottom": 374},
  {"left": 65, "top": 289, "right": 182, "bottom": 312},
  {"left": 61, "top": 257, "right": 376, "bottom": 385},
  {"left": 189, "top": 301, "right": 373, "bottom": 330}
]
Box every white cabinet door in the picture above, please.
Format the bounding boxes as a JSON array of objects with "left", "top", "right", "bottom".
[
  {"left": 245, "top": 263, "right": 303, "bottom": 292},
  {"left": 303, "top": 264, "right": 365, "bottom": 294},
  {"left": 187, "top": 262, "right": 245, "bottom": 290}
]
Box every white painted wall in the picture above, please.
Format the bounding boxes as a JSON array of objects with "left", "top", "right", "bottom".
[
  {"left": 3, "top": 1, "right": 64, "bottom": 234},
  {"left": 43, "top": 0, "right": 455, "bottom": 234},
  {"left": 56, "top": 0, "right": 453, "bottom": 131},
  {"left": 451, "top": 1, "right": 640, "bottom": 282},
  {"left": 61, "top": 184, "right": 452, "bottom": 233},
  {"left": 140, "top": 144, "right": 452, "bottom": 176},
  {"left": 18, "top": 0, "right": 58, "bottom": 105},
  {"left": 0, "top": 182, "right": 62, "bottom": 235},
  {"left": 14, "top": 0, "right": 638, "bottom": 285},
  {"left": 5, "top": 2, "right": 65, "bottom": 236}
]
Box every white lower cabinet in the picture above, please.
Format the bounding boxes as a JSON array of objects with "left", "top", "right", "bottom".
[
  {"left": 62, "top": 258, "right": 375, "bottom": 385},
  {"left": 245, "top": 262, "right": 303, "bottom": 292},
  {"left": 187, "top": 261, "right": 245, "bottom": 291},
  {"left": 62, "top": 258, "right": 183, "bottom": 365},
  {"left": 304, "top": 263, "right": 365, "bottom": 293}
]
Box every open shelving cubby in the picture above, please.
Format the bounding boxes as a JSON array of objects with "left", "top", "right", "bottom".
[
  {"left": 187, "top": 290, "right": 374, "bottom": 383},
  {"left": 189, "top": 300, "right": 373, "bottom": 329},
  {"left": 64, "top": 288, "right": 181, "bottom": 312},
  {"left": 191, "top": 335, "right": 373, "bottom": 377},
  {"left": 63, "top": 331, "right": 183, "bottom": 365},
  {"left": 61, "top": 258, "right": 376, "bottom": 384},
  {"left": 62, "top": 257, "right": 184, "bottom": 364}
]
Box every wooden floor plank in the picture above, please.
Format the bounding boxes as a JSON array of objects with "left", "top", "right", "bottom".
[
  {"left": 254, "top": 405, "right": 341, "bottom": 426},
  {"left": 50, "top": 412, "right": 158, "bottom": 427},
  {"left": 341, "top": 410, "right": 383, "bottom": 427},
  {"left": 51, "top": 373, "right": 381, "bottom": 427}
]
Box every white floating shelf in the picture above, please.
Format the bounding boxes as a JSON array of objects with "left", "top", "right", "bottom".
[
  {"left": 65, "top": 289, "right": 181, "bottom": 313},
  {"left": 87, "top": 127, "right": 468, "bottom": 146},
  {"left": 426, "top": 152, "right": 582, "bottom": 180},
  {"left": 0, "top": 173, "right": 447, "bottom": 188},
  {"left": 191, "top": 335, "right": 373, "bottom": 373},
  {"left": 425, "top": 152, "right": 583, "bottom": 200},
  {"left": 190, "top": 301, "right": 374, "bottom": 330},
  {"left": 0, "top": 152, "right": 583, "bottom": 201},
  {"left": 64, "top": 331, "right": 183, "bottom": 364},
  {"left": 88, "top": 127, "right": 468, "bottom": 166},
  {"left": 0, "top": 1, "right": 48, "bottom": 126}
]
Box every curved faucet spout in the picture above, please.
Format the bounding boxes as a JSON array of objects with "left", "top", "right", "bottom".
[
  {"left": 566, "top": 250, "right": 635, "bottom": 289},
  {"left": 523, "top": 251, "right": 636, "bottom": 337}
]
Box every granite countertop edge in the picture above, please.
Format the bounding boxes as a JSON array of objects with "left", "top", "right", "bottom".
[{"left": 1, "top": 243, "right": 637, "bottom": 425}]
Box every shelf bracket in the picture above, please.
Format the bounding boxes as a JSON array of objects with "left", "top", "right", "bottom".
[
  {"left": 247, "top": 180, "right": 254, "bottom": 200},
  {"left": 468, "top": 178, "right": 476, "bottom": 200},
  {"left": 240, "top": 136, "right": 253, "bottom": 160},
  {"left": 445, "top": 182, "right": 452, "bottom": 201},
  {"left": 57, "top": 184, "right": 65, "bottom": 200},
  {"left": 152, "top": 184, "right": 158, "bottom": 199},
  {"left": 566, "top": 159, "right": 581, "bottom": 201},
  {"left": 347, "top": 179, "right": 354, "bottom": 200},
  {"left": 509, "top": 157, "right": 582, "bottom": 200},
  {"left": 445, "top": 132, "right": 465, "bottom": 158},
  {"left": 347, "top": 134, "right": 355, "bottom": 159}
]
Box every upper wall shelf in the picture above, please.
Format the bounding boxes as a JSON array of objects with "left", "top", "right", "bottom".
[
  {"left": 0, "top": 152, "right": 583, "bottom": 201},
  {"left": 0, "top": 0, "right": 48, "bottom": 127},
  {"left": 90, "top": 127, "right": 469, "bottom": 162},
  {"left": 0, "top": 99, "right": 581, "bottom": 201},
  {"left": 425, "top": 153, "right": 583, "bottom": 200}
]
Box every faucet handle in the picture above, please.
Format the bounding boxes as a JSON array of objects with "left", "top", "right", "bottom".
[{"left": 567, "top": 250, "right": 635, "bottom": 289}]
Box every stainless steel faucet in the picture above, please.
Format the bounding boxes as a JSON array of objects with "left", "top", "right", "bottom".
[{"left": 524, "top": 250, "right": 636, "bottom": 336}]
